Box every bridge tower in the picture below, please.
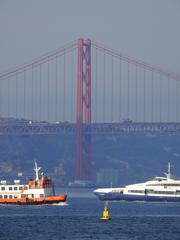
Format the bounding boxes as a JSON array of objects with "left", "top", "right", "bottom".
[{"left": 76, "top": 38, "right": 92, "bottom": 181}]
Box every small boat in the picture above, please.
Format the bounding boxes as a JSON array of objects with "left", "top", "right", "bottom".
[
  {"left": 0, "top": 162, "right": 67, "bottom": 205},
  {"left": 94, "top": 163, "right": 180, "bottom": 202}
]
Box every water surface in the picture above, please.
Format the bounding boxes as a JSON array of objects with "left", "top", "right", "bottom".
[{"left": 0, "top": 189, "right": 180, "bottom": 240}]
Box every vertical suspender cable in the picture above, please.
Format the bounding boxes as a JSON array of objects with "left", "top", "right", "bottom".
[
  {"left": 111, "top": 56, "right": 114, "bottom": 122},
  {"left": 151, "top": 71, "right": 154, "bottom": 122},
  {"left": 7, "top": 77, "right": 10, "bottom": 117},
  {"left": 71, "top": 48, "right": 74, "bottom": 122},
  {"left": 167, "top": 76, "right": 170, "bottom": 122},
  {"left": 103, "top": 50, "right": 106, "bottom": 122},
  {"left": 39, "top": 64, "right": 42, "bottom": 121},
  {"left": 159, "top": 74, "right": 162, "bottom": 122},
  {"left": 55, "top": 56, "right": 58, "bottom": 122},
  {"left": 143, "top": 68, "right": 146, "bottom": 122},
  {"left": 47, "top": 57, "right": 50, "bottom": 122},
  {"left": 176, "top": 79, "right": 178, "bottom": 122},
  {"left": 32, "top": 64, "right": 34, "bottom": 120},
  {"left": 95, "top": 48, "right": 98, "bottom": 122},
  {"left": 135, "top": 64, "right": 138, "bottom": 121},
  {"left": 127, "top": 62, "right": 130, "bottom": 120},
  {"left": 118, "top": 58, "right": 122, "bottom": 121},
  {"left": 23, "top": 70, "right": 26, "bottom": 119},
  {"left": 63, "top": 53, "right": 66, "bottom": 121},
  {"left": 0, "top": 80, "right": 2, "bottom": 117},
  {"left": 16, "top": 74, "right": 18, "bottom": 118}
]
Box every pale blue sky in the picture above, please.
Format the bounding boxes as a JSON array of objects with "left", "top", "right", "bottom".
[
  {"left": 0, "top": 0, "right": 180, "bottom": 122},
  {"left": 0, "top": 0, "right": 180, "bottom": 74}
]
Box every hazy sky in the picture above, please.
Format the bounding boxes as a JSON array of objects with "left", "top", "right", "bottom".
[{"left": 0, "top": 0, "right": 180, "bottom": 75}]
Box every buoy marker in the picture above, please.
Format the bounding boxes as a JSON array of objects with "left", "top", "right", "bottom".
[{"left": 100, "top": 201, "right": 111, "bottom": 221}]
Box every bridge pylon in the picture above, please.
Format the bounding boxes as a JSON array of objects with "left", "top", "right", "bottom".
[{"left": 76, "top": 38, "right": 92, "bottom": 181}]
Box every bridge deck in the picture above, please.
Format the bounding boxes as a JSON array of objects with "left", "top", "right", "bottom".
[{"left": 0, "top": 122, "right": 180, "bottom": 135}]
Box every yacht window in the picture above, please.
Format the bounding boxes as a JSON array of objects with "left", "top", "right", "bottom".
[
  {"left": 4, "top": 195, "right": 8, "bottom": 199},
  {"left": 165, "top": 184, "right": 180, "bottom": 187},
  {"left": 19, "top": 186, "right": 23, "bottom": 190},
  {"left": 147, "top": 183, "right": 180, "bottom": 187},
  {"left": 9, "top": 187, "right": 13, "bottom": 191},
  {"left": 9, "top": 195, "right": 13, "bottom": 199},
  {"left": 1, "top": 187, "right": 5, "bottom": 191},
  {"left": 154, "top": 191, "right": 174, "bottom": 195},
  {"left": 147, "top": 184, "right": 163, "bottom": 187},
  {"left": 128, "top": 190, "right": 144, "bottom": 193},
  {"left": 112, "top": 190, "right": 123, "bottom": 193},
  {"left": 14, "top": 187, "right": 18, "bottom": 191}
]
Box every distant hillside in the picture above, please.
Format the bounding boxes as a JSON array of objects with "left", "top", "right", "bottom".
[{"left": 0, "top": 134, "right": 180, "bottom": 186}]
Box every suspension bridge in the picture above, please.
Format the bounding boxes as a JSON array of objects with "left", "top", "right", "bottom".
[{"left": 0, "top": 38, "right": 180, "bottom": 181}]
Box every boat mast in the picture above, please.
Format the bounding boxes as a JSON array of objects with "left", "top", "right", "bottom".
[{"left": 34, "top": 161, "right": 41, "bottom": 180}]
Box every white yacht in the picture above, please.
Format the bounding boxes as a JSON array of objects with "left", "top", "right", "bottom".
[{"left": 94, "top": 163, "right": 180, "bottom": 202}]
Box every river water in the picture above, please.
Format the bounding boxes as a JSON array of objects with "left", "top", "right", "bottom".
[{"left": 0, "top": 188, "right": 180, "bottom": 240}]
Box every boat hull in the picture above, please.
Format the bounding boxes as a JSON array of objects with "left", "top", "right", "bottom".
[
  {"left": 0, "top": 194, "right": 67, "bottom": 205},
  {"left": 95, "top": 193, "right": 180, "bottom": 202}
]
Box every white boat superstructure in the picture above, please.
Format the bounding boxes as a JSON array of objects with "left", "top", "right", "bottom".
[{"left": 94, "top": 163, "right": 180, "bottom": 202}]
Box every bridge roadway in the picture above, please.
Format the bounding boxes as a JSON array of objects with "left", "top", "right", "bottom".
[{"left": 0, "top": 121, "right": 180, "bottom": 135}]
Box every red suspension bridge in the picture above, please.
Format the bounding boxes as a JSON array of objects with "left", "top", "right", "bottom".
[{"left": 0, "top": 38, "right": 180, "bottom": 181}]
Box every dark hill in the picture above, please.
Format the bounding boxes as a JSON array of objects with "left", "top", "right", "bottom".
[{"left": 0, "top": 134, "right": 180, "bottom": 186}]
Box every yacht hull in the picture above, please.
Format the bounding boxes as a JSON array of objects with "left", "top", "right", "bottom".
[{"left": 95, "top": 193, "right": 180, "bottom": 202}]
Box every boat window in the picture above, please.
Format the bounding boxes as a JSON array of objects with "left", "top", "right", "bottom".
[
  {"left": 9, "top": 187, "right": 13, "bottom": 191},
  {"left": 14, "top": 195, "right": 18, "bottom": 198},
  {"left": 147, "top": 184, "right": 163, "bottom": 186},
  {"left": 40, "top": 194, "right": 44, "bottom": 198},
  {"left": 24, "top": 186, "right": 28, "bottom": 190},
  {"left": 152, "top": 177, "right": 167, "bottom": 181},
  {"left": 4, "top": 195, "right": 7, "bottom": 199},
  {"left": 19, "top": 186, "right": 23, "bottom": 190},
  {"left": 147, "top": 183, "right": 180, "bottom": 187},
  {"left": 9, "top": 195, "right": 13, "bottom": 199},
  {"left": 1, "top": 187, "right": 5, "bottom": 191},
  {"left": 165, "top": 184, "right": 180, "bottom": 187},
  {"left": 154, "top": 191, "right": 174, "bottom": 195},
  {"left": 14, "top": 187, "right": 18, "bottom": 191},
  {"left": 128, "top": 190, "right": 144, "bottom": 193},
  {"left": 0, "top": 195, "right": 2, "bottom": 198},
  {"left": 112, "top": 190, "right": 123, "bottom": 193}
]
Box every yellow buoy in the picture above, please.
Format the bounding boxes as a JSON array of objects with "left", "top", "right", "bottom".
[{"left": 100, "top": 201, "right": 111, "bottom": 221}]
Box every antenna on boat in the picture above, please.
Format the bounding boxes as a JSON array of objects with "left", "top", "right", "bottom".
[
  {"left": 34, "top": 161, "right": 41, "bottom": 180},
  {"left": 165, "top": 162, "right": 171, "bottom": 179}
]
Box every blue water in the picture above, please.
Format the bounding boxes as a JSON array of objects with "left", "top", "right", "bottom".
[{"left": 0, "top": 189, "right": 180, "bottom": 240}]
